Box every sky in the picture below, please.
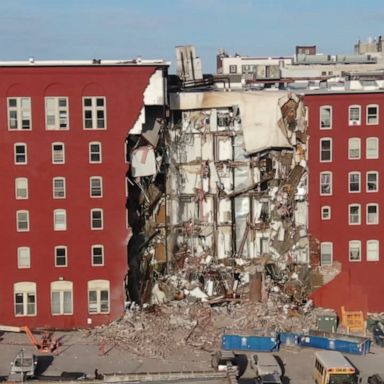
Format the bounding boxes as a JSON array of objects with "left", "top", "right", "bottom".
[{"left": 1, "top": 0, "right": 384, "bottom": 73}]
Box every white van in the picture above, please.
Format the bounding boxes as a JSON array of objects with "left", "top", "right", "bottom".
[{"left": 250, "top": 353, "right": 282, "bottom": 384}]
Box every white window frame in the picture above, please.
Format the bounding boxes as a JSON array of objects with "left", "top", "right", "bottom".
[
  {"left": 53, "top": 209, "right": 67, "bottom": 231},
  {"left": 320, "top": 242, "right": 333, "bottom": 266},
  {"left": 348, "top": 172, "right": 361, "bottom": 193},
  {"left": 349, "top": 240, "right": 361, "bottom": 262},
  {"left": 14, "top": 282, "right": 36, "bottom": 316},
  {"left": 89, "top": 142, "right": 102, "bottom": 163},
  {"left": 14, "top": 143, "right": 27, "bottom": 164},
  {"left": 366, "top": 104, "right": 379, "bottom": 125},
  {"left": 55, "top": 246, "right": 68, "bottom": 267},
  {"left": 45, "top": 97, "right": 69, "bottom": 130},
  {"left": 366, "top": 171, "right": 378, "bottom": 193},
  {"left": 320, "top": 171, "right": 332, "bottom": 195},
  {"left": 91, "top": 245, "right": 104, "bottom": 266},
  {"left": 320, "top": 138, "right": 332, "bottom": 162},
  {"left": 349, "top": 105, "right": 361, "bottom": 126},
  {"left": 320, "top": 105, "right": 332, "bottom": 129},
  {"left": 83, "top": 97, "right": 106, "bottom": 129},
  {"left": 348, "top": 138, "right": 361, "bottom": 160},
  {"left": 8, "top": 97, "right": 32, "bottom": 130},
  {"left": 17, "top": 247, "right": 31, "bottom": 269},
  {"left": 53, "top": 177, "right": 66, "bottom": 199},
  {"left": 88, "top": 280, "right": 110, "bottom": 314},
  {"left": 52, "top": 142, "right": 65, "bottom": 164},
  {"left": 366, "top": 137, "right": 379, "bottom": 159},
  {"left": 91, "top": 209, "right": 103, "bottom": 230},
  {"left": 15, "top": 177, "right": 28, "bottom": 199},
  {"left": 16, "top": 210, "right": 29, "bottom": 232},
  {"left": 367, "top": 240, "right": 379, "bottom": 261},
  {"left": 90, "top": 177, "right": 103, "bottom": 198},
  {"left": 321, "top": 206, "right": 331, "bottom": 220},
  {"left": 348, "top": 204, "right": 361, "bottom": 225},
  {"left": 367, "top": 203, "right": 379, "bottom": 225},
  {"left": 50, "top": 281, "right": 73, "bottom": 315}
]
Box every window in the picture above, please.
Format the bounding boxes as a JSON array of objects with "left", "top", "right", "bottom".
[
  {"left": 17, "top": 247, "right": 31, "bottom": 269},
  {"left": 348, "top": 138, "right": 361, "bottom": 159},
  {"left": 14, "top": 143, "right": 27, "bottom": 164},
  {"left": 45, "top": 97, "right": 69, "bottom": 130},
  {"left": 366, "top": 137, "right": 379, "bottom": 159},
  {"left": 53, "top": 177, "right": 66, "bottom": 199},
  {"left": 366, "top": 104, "right": 379, "bottom": 125},
  {"left": 55, "top": 246, "right": 67, "bottom": 267},
  {"left": 89, "top": 142, "right": 102, "bottom": 163},
  {"left": 349, "top": 204, "right": 361, "bottom": 225},
  {"left": 229, "top": 65, "right": 237, "bottom": 74},
  {"left": 15, "top": 177, "right": 28, "bottom": 199},
  {"left": 51, "top": 281, "right": 73, "bottom": 315},
  {"left": 91, "top": 209, "right": 103, "bottom": 229},
  {"left": 90, "top": 177, "right": 103, "bottom": 197},
  {"left": 52, "top": 142, "right": 65, "bottom": 164},
  {"left": 367, "top": 240, "right": 379, "bottom": 261},
  {"left": 367, "top": 171, "right": 378, "bottom": 192},
  {"left": 53, "top": 209, "right": 67, "bottom": 231},
  {"left": 320, "top": 138, "right": 332, "bottom": 162},
  {"left": 8, "top": 97, "right": 31, "bottom": 130},
  {"left": 349, "top": 172, "right": 360, "bottom": 192},
  {"left": 320, "top": 242, "right": 332, "bottom": 266},
  {"left": 91, "top": 245, "right": 104, "bottom": 265},
  {"left": 321, "top": 206, "right": 331, "bottom": 220},
  {"left": 349, "top": 240, "right": 361, "bottom": 262},
  {"left": 367, "top": 204, "right": 379, "bottom": 224},
  {"left": 88, "top": 280, "right": 110, "bottom": 314},
  {"left": 14, "top": 282, "right": 36, "bottom": 316},
  {"left": 349, "top": 105, "right": 361, "bottom": 125},
  {"left": 320, "top": 106, "right": 332, "bottom": 129},
  {"left": 16, "top": 210, "right": 29, "bottom": 231},
  {"left": 83, "top": 97, "right": 106, "bottom": 129},
  {"left": 320, "top": 172, "right": 332, "bottom": 195}
]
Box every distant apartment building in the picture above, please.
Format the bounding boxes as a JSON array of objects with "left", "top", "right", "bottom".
[
  {"left": 217, "top": 42, "right": 384, "bottom": 84},
  {"left": 0, "top": 59, "right": 168, "bottom": 328}
]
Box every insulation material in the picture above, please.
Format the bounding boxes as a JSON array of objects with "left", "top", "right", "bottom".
[
  {"left": 235, "top": 196, "right": 250, "bottom": 258},
  {"left": 218, "top": 198, "right": 232, "bottom": 224},
  {"left": 217, "top": 226, "right": 232, "bottom": 259},
  {"left": 295, "top": 201, "right": 308, "bottom": 227},
  {"left": 179, "top": 165, "right": 201, "bottom": 194},
  {"left": 234, "top": 166, "right": 251, "bottom": 191},
  {"left": 216, "top": 136, "right": 232, "bottom": 161},
  {"left": 201, "top": 135, "right": 213, "bottom": 160},
  {"left": 131, "top": 145, "right": 157, "bottom": 177},
  {"left": 234, "top": 134, "right": 247, "bottom": 160},
  {"left": 184, "top": 134, "right": 202, "bottom": 162}
]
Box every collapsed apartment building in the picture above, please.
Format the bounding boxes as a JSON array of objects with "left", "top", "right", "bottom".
[{"left": 126, "top": 46, "right": 311, "bottom": 309}]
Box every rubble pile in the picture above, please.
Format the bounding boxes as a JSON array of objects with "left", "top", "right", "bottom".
[{"left": 91, "top": 291, "right": 320, "bottom": 359}]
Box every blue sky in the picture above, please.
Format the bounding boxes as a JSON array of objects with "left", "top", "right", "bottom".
[{"left": 1, "top": 0, "right": 384, "bottom": 73}]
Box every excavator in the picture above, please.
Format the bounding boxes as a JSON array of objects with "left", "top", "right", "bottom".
[{"left": 0, "top": 325, "right": 59, "bottom": 353}]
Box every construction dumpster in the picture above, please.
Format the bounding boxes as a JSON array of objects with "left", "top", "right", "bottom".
[
  {"left": 221, "top": 334, "right": 280, "bottom": 352},
  {"left": 299, "top": 330, "right": 371, "bottom": 355},
  {"left": 279, "top": 332, "right": 301, "bottom": 347}
]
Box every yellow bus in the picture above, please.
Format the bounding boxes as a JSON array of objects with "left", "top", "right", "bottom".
[{"left": 313, "top": 350, "right": 359, "bottom": 384}]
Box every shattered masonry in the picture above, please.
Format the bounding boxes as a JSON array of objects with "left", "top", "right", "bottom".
[{"left": 126, "top": 86, "right": 311, "bottom": 307}]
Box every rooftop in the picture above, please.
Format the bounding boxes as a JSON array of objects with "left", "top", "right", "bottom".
[{"left": 0, "top": 58, "right": 170, "bottom": 67}]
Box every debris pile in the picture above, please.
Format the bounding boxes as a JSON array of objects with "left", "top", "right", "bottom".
[{"left": 92, "top": 292, "right": 323, "bottom": 359}]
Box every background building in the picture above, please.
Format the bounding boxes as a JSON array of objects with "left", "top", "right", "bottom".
[{"left": 0, "top": 59, "right": 168, "bottom": 328}]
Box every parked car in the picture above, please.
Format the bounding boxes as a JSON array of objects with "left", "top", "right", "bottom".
[
  {"left": 8, "top": 349, "right": 38, "bottom": 380},
  {"left": 250, "top": 353, "right": 282, "bottom": 384},
  {"left": 368, "top": 374, "right": 384, "bottom": 384}
]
